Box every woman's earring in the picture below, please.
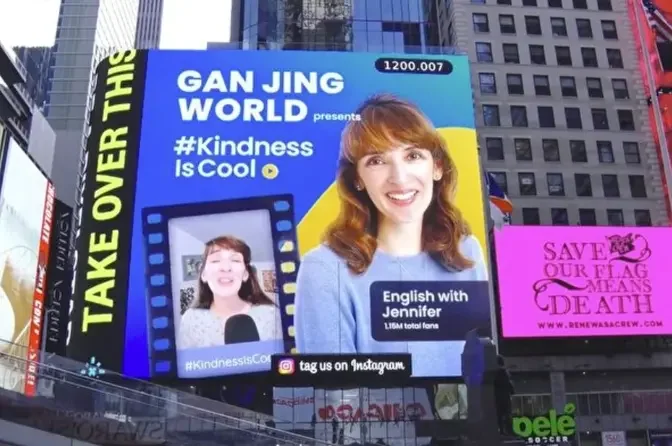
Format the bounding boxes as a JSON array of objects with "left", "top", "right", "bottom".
[
  {"left": 434, "top": 173, "right": 442, "bottom": 181},
  {"left": 355, "top": 183, "right": 363, "bottom": 191}
]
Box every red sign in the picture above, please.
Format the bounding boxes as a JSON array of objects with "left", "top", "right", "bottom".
[
  {"left": 24, "top": 182, "right": 55, "bottom": 396},
  {"left": 317, "top": 402, "right": 427, "bottom": 422}
]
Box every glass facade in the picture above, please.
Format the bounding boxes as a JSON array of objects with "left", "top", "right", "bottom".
[
  {"left": 135, "top": 0, "right": 163, "bottom": 49},
  {"left": 274, "top": 384, "right": 467, "bottom": 446},
  {"left": 237, "top": 0, "right": 443, "bottom": 53},
  {"left": 12, "top": 46, "right": 52, "bottom": 109}
]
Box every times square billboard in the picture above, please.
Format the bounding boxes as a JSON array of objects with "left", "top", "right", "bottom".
[
  {"left": 0, "top": 136, "right": 55, "bottom": 396},
  {"left": 493, "top": 225, "right": 672, "bottom": 339},
  {"left": 67, "top": 49, "right": 493, "bottom": 380}
]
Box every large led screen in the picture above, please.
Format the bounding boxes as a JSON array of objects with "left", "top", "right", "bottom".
[
  {"left": 0, "top": 138, "right": 55, "bottom": 395},
  {"left": 69, "top": 50, "right": 491, "bottom": 379},
  {"left": 494, "top": 226, "right": 671, "bottom": 338}
]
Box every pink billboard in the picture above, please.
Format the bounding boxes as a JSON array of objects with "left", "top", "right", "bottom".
[{"left": 494, "top": 226, "right": 672, "bottom": 338}]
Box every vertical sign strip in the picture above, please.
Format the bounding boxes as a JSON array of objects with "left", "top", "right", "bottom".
[
  {"left": 24, "top": 181, "right": 55, "bottom": 396},
  {"left": 67, "top": 50, "right": 149, "bottom": 371}
]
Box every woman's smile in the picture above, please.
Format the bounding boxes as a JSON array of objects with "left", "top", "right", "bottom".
[{"left": 385, "top": 189, "right": 419, "bottom": 206}]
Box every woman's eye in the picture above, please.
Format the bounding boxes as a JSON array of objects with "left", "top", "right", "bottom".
[
  {"left": 366, "top": 156, "right": 384, "bottom": 166},
  {"left": 407, "top": 151, "right": 424, "bottom": 160}
]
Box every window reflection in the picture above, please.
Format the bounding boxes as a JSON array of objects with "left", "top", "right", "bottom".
[
  {"left": 239, "top": 0, "right": 439, "bottom": 53},
  {"left": 514, "top": 391, "right": 672, "bottom": 416}
]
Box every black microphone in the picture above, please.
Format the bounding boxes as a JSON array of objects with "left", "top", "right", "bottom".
[{"left": 224, "top": 314, "right": 260, "bottom": 344}]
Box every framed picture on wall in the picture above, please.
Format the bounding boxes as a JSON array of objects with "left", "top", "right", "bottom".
[{"left": 181, "top": 255, "right": 202, "bottom": 282}]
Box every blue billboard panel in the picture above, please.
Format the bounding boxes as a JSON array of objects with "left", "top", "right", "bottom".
[{"left": 68, "top": 50, "right": 490, "bottom": 379}]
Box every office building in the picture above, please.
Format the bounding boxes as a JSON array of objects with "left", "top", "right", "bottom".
[
  {"left": 629, "top": 0, "right": 672, "bottom": 221},
  {"left": 135, "top": 0, "right": 164, "bottom": 49},
  {"left": 437, "top": 0, "right": 670, "bottom": 227},
  {"left": 0, "top": 41, "right": 55, "bottom": 176},
  {"left": 46, "top": 0, "right": 139, "bottom": 207},
  {"left": 12, "top": 46, "right": 53, "bottom": 110},
  {"left": 231, "top": 0, "right": 443, "bottom": 53},
  {"left": 0, "top": 42, "right": 32, "bottom": 148}
]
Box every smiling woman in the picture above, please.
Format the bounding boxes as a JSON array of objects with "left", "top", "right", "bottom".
[{"left": 293, "top": 93, "right": 489, "bottom": 377}]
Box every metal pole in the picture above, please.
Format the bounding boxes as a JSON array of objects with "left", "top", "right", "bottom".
[{"left": 631, "top": 0, "right": 672, "bottom": 218}]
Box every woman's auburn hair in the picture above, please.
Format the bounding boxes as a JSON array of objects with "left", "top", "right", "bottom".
[
  {"left": 193, "top": 235, "right": 275, "bottom": 309},
  {"left": 324, "top": 94, "right": 474, "bottom": 274}
]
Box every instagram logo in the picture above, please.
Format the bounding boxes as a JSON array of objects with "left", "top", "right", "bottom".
[{"left": 278, "top": 359, "right": 295, "bottom": 375}]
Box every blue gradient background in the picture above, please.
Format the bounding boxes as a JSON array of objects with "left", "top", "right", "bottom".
[{"left": 124, "top": 50, "right": 475, "bottom": 378}]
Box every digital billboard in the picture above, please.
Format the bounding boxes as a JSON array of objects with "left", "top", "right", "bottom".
[
  {"left": 0, "top": 138, "right": 55, "bottom": 395},
  {"left": 494, "top": 226, "right": 671, "bottom": 339},
  {"left": 69, "top": 50, "right": 491, "bottom": 379}
]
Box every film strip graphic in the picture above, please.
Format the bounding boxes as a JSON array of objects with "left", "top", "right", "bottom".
[{"left": 141, "top": 194, "right": 300, "bottom": 377}]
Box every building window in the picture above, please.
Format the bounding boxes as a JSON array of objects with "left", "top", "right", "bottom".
[
  {"left": 525, "top": 16, "right": 542, "bottom": 35},
  {"left": 479, "top": 73, "right": 497, "bottom": 94},
  {"left": 618, "top": 110, "right": 635, "bottom": 130},
  {"left": 551, "top": 208, "right": 569, "bottom": 225},
  {"left": 511, "top": 105, "right": 529, "bottom": 127},
  {"left": 597, "top": 140, "right": 614, "bottom": 163},
  {"left": 598, "top": 0, "right": 612, "bottom": 9},
  {"left": 533, "top": 75, "right": 551, "bottom": 95},
  {"left": 570, "top": 140, "right": 588, "bottom": 162},
  {"left": 483, "top": 104, "right": 501, "bottom": 126},
  {"left": 581, "top": 47, "right": 598, "bottom": 67},
  {"left": 519, "top": 172, "right": 537, "bottom": 195},
  {"left": 551, "top": 17, "right": 568, "bottom": 36},
  {"left": 547, "top": 173, "right": 565, "bottom": 196},
  {"left": 499, "top": 14, "right": 516, "bottom": 34},
  {"left": 572, "top": 0, "right": 587, "bottom": 8},
  {"left": 576, "top": 19, "right": 593, "bottom": 38},
  {"left": 612, "top": 79, "right": 629, "bottom": 99},
  {"left": 586, "top": 77, "right": 603, "bottom": 98},
  {"left": 522, "top": 208, "right": 541, "bottom": 225},
  {"left": 565, "top": 107, "right": 582, "bottom": 129},
  {"left": 543, "top": 139, "right": 560, "bottom": 161},
  {"left": 602, "top": 174, "right": 620, "bottom": 197},
  {"left": 498, "top": 0, "right": 512, "bottom": 4},
  {"left": 529, "top": 44, "right": 546, "bottom": 64},
  {"left": 515, "top": 138, "right": 533, "bottom": 160},
  {"left": 555, "top": 46, "right": 572, "bottom": 65},
  {"left": 607, "top": 209, "right": 624, "bottom": 226},
  {"left": 538, "top": 106, "right": 556, "bottom": 128},
  {"left": 560, "top": 76, "right": 577, "bottom": 97},
  {"left": 579, "top": 209, "right": 597, "bottom": 225},
  {"left": 575, "top": 173, "right": 593, "bottom": 197},
  {"left": 623, "top": 142, "right": 641, "bottom": 164},
  {"left": 473, "top": 13, "right": 490, "bottom": 32},
  {"left": 476, "top": 42, "right": 494, "bottom": 62},
  {"left": 504, "top": 43, "right": 520, "bottom": 63},
  {"left": 548, "top": 0, "right": 563, "bottom": 7},
  {"left": 634, "top": 209, "right": 652, "bottom": 226},
  {"left": 601, "top": 20, "right": 618, "bottom": 39},
  {"left": 523, "top": 0, "right": 538, "bottom": 5},
  {"left": 591, "top": 108, "right": 609, "bottom": 130},
  {"left": 507, "top": 73, "right": 524, "bottom": 94},
  {"left": 607, "top": 49, "right": 624, "bottom": 68},
  {"left": 629, "top": 175, "right": 647, "bottom": 197},
  {"left": 486, "top": 137, "right": 504, "bottom": 160},
  {"left": 491, "top": 172, "right": 509, "bottom": 194}
]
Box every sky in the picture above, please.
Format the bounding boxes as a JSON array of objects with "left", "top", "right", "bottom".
[{"left": 0, "top": 0, "right": 231, "bottom": 49}]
